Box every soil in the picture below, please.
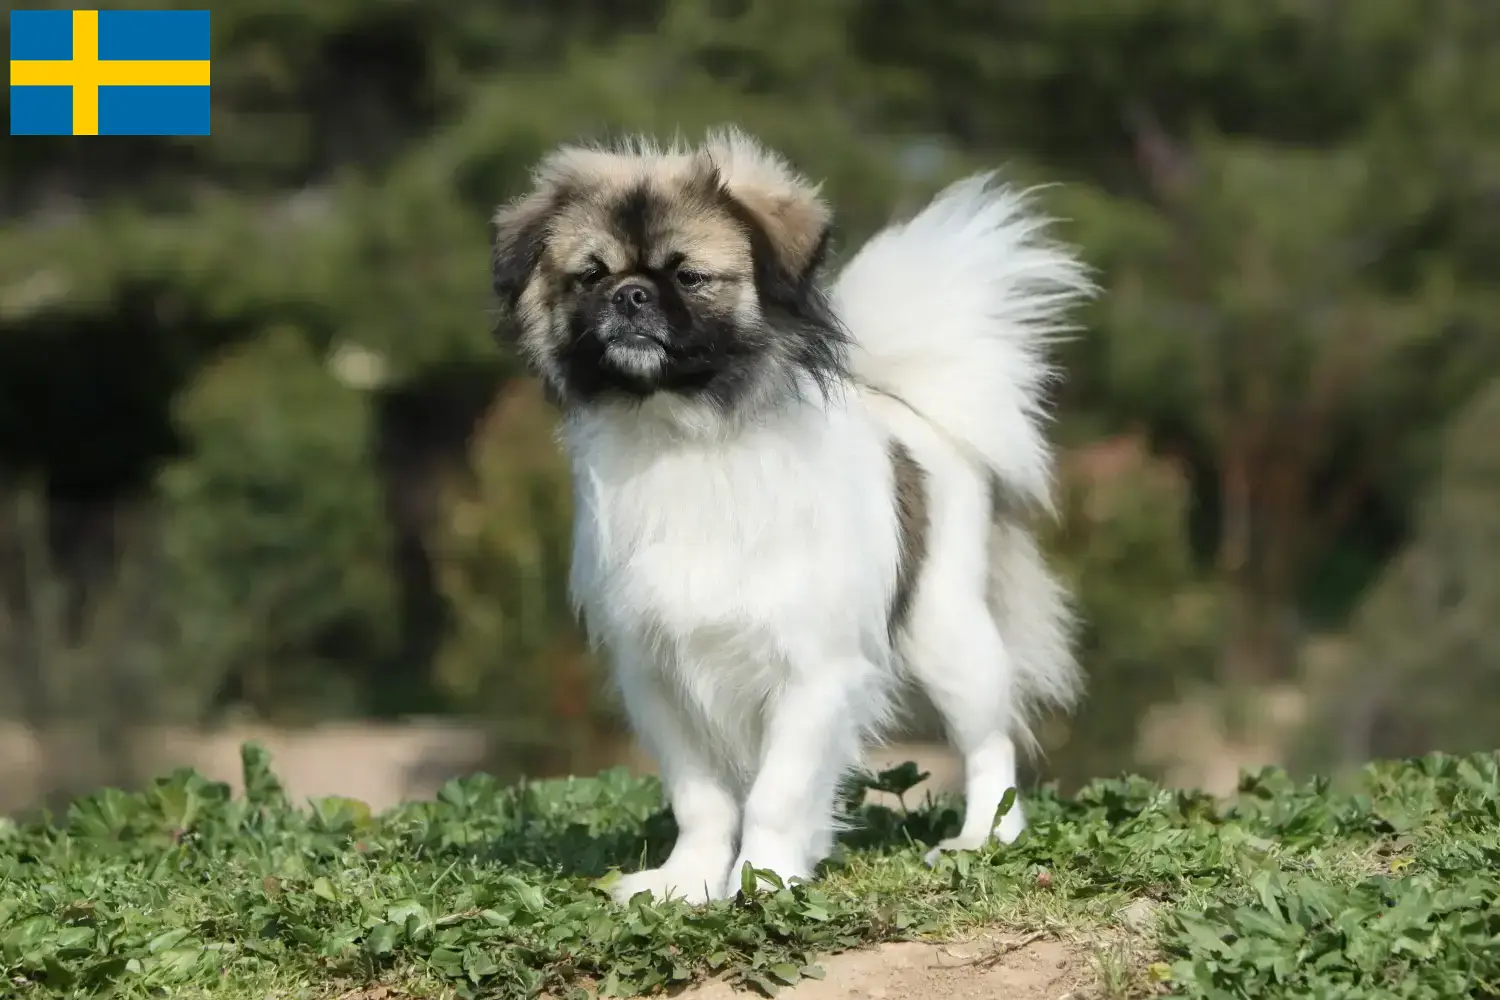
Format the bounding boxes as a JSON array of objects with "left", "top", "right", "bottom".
[
  {"left": 342, "top": 935, "right": 1095, "bottom": 1000},
  {"left": 680, "top": 934, "right": 1094, "bottom": 1000}
]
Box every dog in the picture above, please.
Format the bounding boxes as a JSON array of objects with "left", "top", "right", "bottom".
[{"left": 489, "top": 128, "right": 1092, "bottom": 904}]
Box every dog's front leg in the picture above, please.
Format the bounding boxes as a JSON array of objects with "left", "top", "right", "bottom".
[
  {"left": 612, "top": 664, "right": 739, "bottom": 906},
  {"left": 727, "top": 666, "right": 866, "bottom": 896}
]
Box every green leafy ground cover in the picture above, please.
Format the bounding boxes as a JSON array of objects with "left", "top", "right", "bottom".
[{"left": 3, "top": 746, "right": 1499, "bottom": 999}]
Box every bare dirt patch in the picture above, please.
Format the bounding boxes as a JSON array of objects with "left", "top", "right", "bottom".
[{"left": 680, "top": 934, "right": 1096, "bottom": 1000}]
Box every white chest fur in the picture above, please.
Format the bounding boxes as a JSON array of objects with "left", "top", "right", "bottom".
[{"left": 564, "top": 395, "right": 901, "bottom": 699}]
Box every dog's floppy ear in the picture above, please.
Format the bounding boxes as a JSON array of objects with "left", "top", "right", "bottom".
[
  {"left": 703, "top": 128, "right": 831, "bottom": 284},
  {"left": 490, "top": 189, "right": 558, "bottom": 317}
]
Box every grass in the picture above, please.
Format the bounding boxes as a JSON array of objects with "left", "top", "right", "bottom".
[{"left": 3, "top": 746, "right": 1500, "bottom": 1000}]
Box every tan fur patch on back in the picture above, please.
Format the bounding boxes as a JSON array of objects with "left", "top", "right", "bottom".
[{"left": 889, "top": 441, "right": 930, "bottom": 636}]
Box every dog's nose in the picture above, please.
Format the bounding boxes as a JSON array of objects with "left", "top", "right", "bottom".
[{"left": 611, "top": 281, "right": 654, "bottom": 318}]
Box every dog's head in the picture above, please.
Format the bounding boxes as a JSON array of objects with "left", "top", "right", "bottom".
[{"left": 490, "top": 128, "right": 848, "bottom": 416}]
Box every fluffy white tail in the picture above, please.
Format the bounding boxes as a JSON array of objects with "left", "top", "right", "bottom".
[
  {"left": 833, "top": 174, "right": 1094, "bottom": 724},
  {"left": 832, "top": 173, "right": 1092, "bottom": 510}
]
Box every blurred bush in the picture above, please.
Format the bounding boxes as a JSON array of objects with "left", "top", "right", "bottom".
[
  {"left": 1041, "top": 436, "right": 1224, "bottom": 788},
  {"left": 1297, "top": 377, "right": 1500, "bottom": 771},
  {"left": 154, "top": 326, "right": 398, "bottom": 718},
  {"left": 427, "top": 379, "right": 622, "bottom": 780}
]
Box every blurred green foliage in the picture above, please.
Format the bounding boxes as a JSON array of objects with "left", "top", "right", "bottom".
[
  {"left": 1, "top": 0, "right": 1498, "bottom": 790},
  {"left": 1297, "top": 381, "right": 1500, "bottom": 770},
  {"left": 155, "top": 327, "right": 398, "bottom": 717},
  {"left": 1044, "top": 436, "right": 1224, "bottom": 790}
]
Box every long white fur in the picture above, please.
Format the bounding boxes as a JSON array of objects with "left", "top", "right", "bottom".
[
  {"left": 563, "top": 161, "right": 1092, "bottom": 904},
  {"left": 837, "top": 177, "right": 1092, "bottom": 731}
]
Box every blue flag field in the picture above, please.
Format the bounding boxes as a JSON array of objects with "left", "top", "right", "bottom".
[{"left": 9, "top": 9, "right": 211, "bottom": 136}]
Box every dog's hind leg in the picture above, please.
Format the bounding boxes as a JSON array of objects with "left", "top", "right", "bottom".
[
  {"left": 902, "top": 592, "right": 1029, "bottom": 866},
  {"left": 880, "top": 428, "right": 1032, "bottom": 866}
]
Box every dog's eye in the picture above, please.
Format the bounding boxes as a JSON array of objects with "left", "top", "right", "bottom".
[
  {"left": 676, "top": 268, "right": 710, "bottom": 289},
  {"left": 574, "top": 264, "right": 607, "bottom": 289}
]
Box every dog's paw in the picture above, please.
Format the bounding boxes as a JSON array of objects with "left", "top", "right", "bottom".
[
  {"left": 923, "top": 806, "right": 1027, "bottom": 867},
  {"left": 922, "top": 833, "right": 993, "bottom": 867},
  {"left": 723, "top": 846, "right": 814, "bottom": 897},
  {"left": 610, "top": 866, "right": 724, "bottom": 906}
]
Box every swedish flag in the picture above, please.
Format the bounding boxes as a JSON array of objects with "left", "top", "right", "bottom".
[{"left": 9, "top": 9, "right": 210, "bottom": 136}]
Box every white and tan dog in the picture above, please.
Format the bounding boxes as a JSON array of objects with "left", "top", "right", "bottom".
[{"left": 490, "top": 128, "right": 1092, "bottom": 904}]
